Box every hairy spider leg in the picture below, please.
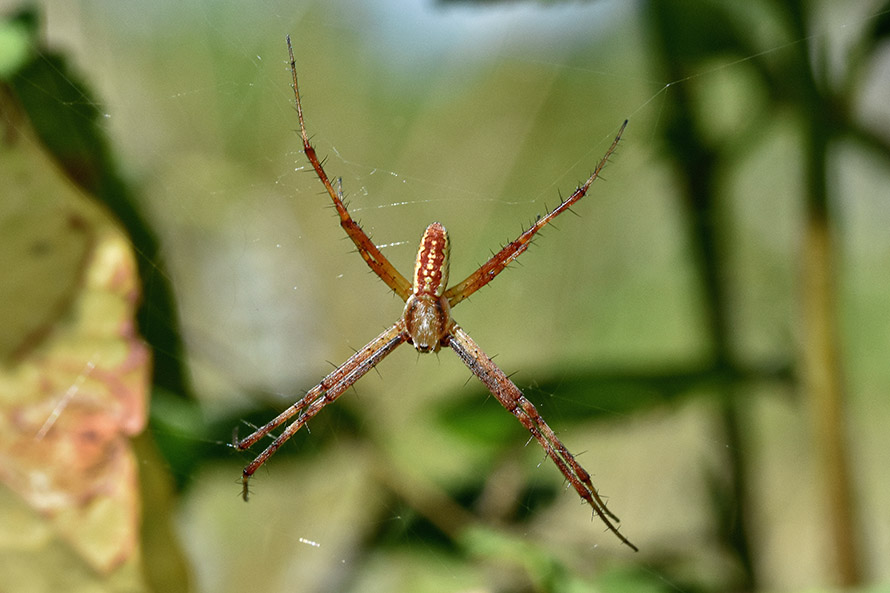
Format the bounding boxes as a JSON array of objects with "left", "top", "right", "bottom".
[
  {"left": 444, "top": 120, "right": 627, "bottom": 307},
  {"left": 287, "top": 35, "right": 412, "bottom": 300},
  {"left": 233, "top": 321, "right": 407, "bottom": 500},
  {"left": 448, "top": 325, "right": 638, "bottom": 552}
]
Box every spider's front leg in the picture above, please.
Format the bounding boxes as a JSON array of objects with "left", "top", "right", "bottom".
[
  {"left": 234, "top": 320, "right": 408, "bottom": 500},
  {"left": 448, "top": 325, "right": 638, "bottom": 551}
]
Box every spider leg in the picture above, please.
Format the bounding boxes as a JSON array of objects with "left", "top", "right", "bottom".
[
  {"left": 448, "top": 324, "right": 638, "bottom": 551},
  {"left": 234, "top": 319, "right": 408, "bottom": 500},
  {"left": 286, "top": 35, "right": 412, "bottom": 301},
  {"left": 444, "top": 120, "right": 627, "bottom": 308}
]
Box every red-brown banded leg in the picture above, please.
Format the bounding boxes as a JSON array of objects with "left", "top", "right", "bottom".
[
  {"left": 286, "top": 35, "right": 412, "bottom": 301},
  {"left": 448, "top": 324, "right": 637, "bottom": 551},
  {"left": 234, "top": 320, "right": 408, "bottom": 500},
  {"left": 445, "top": 120, "right": 627, "bottom": 308}
]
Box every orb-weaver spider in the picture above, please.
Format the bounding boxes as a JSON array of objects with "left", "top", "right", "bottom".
[{"left": 233, "top": 35, "right": 635, "bottom": 551}]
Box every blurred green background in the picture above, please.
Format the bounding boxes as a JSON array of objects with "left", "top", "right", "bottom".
[{"left": 2, "top": 1, "right": 889, "bottom": 592}]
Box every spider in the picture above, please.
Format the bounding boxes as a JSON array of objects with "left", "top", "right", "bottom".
[{"left": 233, "top": 35, "right": 636, "bottom": 551}]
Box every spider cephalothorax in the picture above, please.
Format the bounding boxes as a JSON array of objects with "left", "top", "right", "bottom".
[{"left": 233, "top": 35, "right": 636, "bottom": 551}]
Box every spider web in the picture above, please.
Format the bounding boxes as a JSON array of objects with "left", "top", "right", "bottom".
[{"left": 5, "top": 1, "right": 890, "bottom": 592}]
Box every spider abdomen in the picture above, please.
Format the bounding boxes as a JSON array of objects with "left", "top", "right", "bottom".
[{"left": 413, "top": 222, "right": 450, "bottom": 298}]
